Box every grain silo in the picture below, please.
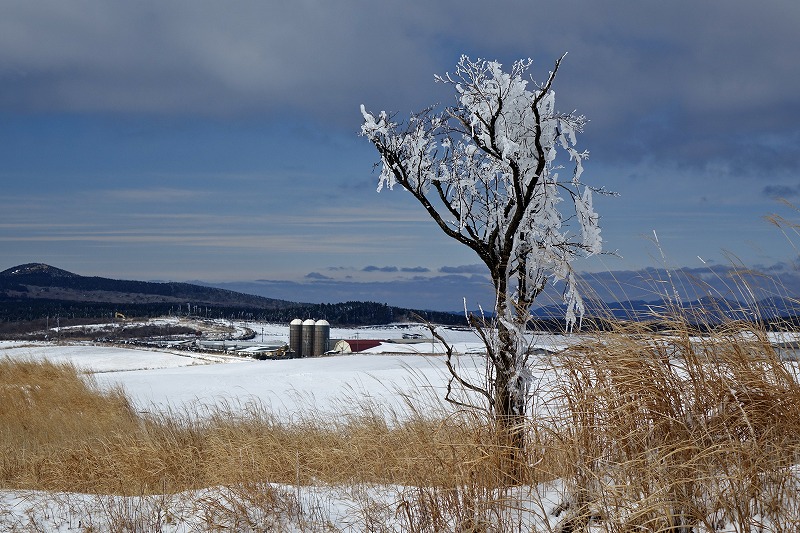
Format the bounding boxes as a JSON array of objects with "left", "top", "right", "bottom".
[
  {"left": 313, "top": 319, "right": 330, "bottom": 356},
  {"left": 301, "top": 319, "right": 316, "bottom": 358},
  {"left": 289, "top": 319, "right": 303, "bottom": 357}
]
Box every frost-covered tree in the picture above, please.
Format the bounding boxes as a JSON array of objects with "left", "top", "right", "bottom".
[{"left": 360, "top": 55, "right": 603, "bottom": 473}]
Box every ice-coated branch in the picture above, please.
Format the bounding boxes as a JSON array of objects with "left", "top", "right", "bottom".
[
  {"left": 361, "top": 55, "right": 607, "bottom": 443},
  {"left": 360, "top": 55, "right": 603, "bottom": 329}
]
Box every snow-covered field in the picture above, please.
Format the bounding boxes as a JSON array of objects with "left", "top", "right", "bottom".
[
  {"left": 0, "top": 481, "right": 571, "bottom": 532},
  {"left": 0, "top": 322, "right": 579, "bottom": 531},
  {"left": 0, "top": 341, "right": 223, "bottom": 372},
  {"left": 1, "top": 321, "right": 575, "bottom": 419},
  {"left": 4, "top": 321, "right": 794, "bottom": 531}
]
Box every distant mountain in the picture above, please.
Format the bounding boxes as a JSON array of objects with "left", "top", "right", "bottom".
[
  {"left": 1, "top": 263, "right": 79, "bottom": 279},
  {"left": 5, "top": 263, "right": 796, "bottom": 329},
  {"left": 0, "top": 263, "right": 292, "bottom": 309},
  {"left": 0, "top": 263, "right": 464, "bottom": 326},
  {"left": 531, "top": 295, "right": 800, "bottom": 325}
]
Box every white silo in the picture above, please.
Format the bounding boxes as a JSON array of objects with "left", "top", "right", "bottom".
[
  {"left": 301, "top": 319, "right": 316, "bottom": 358},
  {"left": 289, "top": 319, "right": 303, "bottom": 357},
  {"left": 313, "top": 319, "right": 330, "bottom": 356}
]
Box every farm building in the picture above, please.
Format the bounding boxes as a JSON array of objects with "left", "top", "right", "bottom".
[{"left": 329, "top": 339, "right": 383, "bottom": 354}]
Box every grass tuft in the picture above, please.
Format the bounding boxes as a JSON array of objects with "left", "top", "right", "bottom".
[{"left": 4, "top": 315, "right": 800, "bottom": 530}]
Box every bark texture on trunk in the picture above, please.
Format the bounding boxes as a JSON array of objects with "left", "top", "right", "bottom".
[
  {"left": 492, "top": 318, "right": 528, "bottom": 485},
  {"left": 493, "top": 374, "right": 527, "bottom": 484}
]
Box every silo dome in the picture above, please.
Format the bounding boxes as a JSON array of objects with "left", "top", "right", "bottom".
[{"left": 289, "top": 319, "right": 303, "bottom": 357}]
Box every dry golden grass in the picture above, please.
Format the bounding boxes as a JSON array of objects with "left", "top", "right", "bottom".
[
  {"left": 4, "top": 316, "right": 800, "bottom": 530},
  {"left": 0, "top": 357, "right": 511, "bottom": 496},
  {"left": 539, "top": 321, "right": 800, "bottom": 530},
  {"left": 0, "top": 357, "right": 139, "bottom": 490}
]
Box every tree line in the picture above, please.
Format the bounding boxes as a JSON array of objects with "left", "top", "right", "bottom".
[{"left": 0, "top": 297, "right": 465, "bottom": 327}]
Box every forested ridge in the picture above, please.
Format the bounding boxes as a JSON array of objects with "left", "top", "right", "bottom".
[{"left": 0, "top": 264, "right": 464, "bottom": 327}]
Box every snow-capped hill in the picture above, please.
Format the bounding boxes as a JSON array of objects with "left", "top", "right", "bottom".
[
  {"left": 0, "top": 262, "right": 293, "bottom": 309},
  {"left": 0, "top": 263, "right": 79, "bottom": 279}
]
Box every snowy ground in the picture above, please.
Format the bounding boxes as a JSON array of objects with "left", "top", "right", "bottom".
[
  {"left": 0, "top": 322, "right": 580, "bottom": 531},
  {"left": 0, "top": 481, "right": 569, "bottom": 532},
  {"left": 1, "top": 320, "right": 577, "bottom": 419},
  {"left": 0, "top": 341, "right": 229, "bottom": 372},
  {"left": 4, "top": 321, "right": 787, "bottom": 531}
]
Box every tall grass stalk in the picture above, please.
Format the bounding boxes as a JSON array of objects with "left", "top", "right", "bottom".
[{"left": 4, "top": 307, "right": 800, "bottom": 531}]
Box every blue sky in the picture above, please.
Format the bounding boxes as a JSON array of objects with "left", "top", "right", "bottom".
[{"left": 2, "top": 1, "right": 800, "bottom": 311}]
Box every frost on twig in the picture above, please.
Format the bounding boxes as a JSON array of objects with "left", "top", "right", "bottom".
[{"left": 361, "top": 54, "right": 607, "bottom": 463}]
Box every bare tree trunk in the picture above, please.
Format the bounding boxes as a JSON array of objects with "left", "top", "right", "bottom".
[
  {"left": 435, "top": 308, "right": 529, "bottom": 486},
  {"left": 493, "top": 317, "right": 527, "bottom": 485},
  {"left": 493, "top": 370, "right": 527, "bottom": 485}
]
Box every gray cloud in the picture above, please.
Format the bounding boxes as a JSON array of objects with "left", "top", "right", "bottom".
[
  {"left": 3, "top": 1, "right": 798, "bottom": 159},
  {"left": 304, "top": 271, "right": 332, "bottom": 280},
  {"left": 0, "top": 1, "right": 442, "bottom": 120},
  {"left": 362, "top": 265, "right": 399, "bottom": 273},
  {"left": 3, "top": 0, "right": 799, "bottom": 286},
  {"left": 439, "top": 264, "right": 488, "bottom": 275}
]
